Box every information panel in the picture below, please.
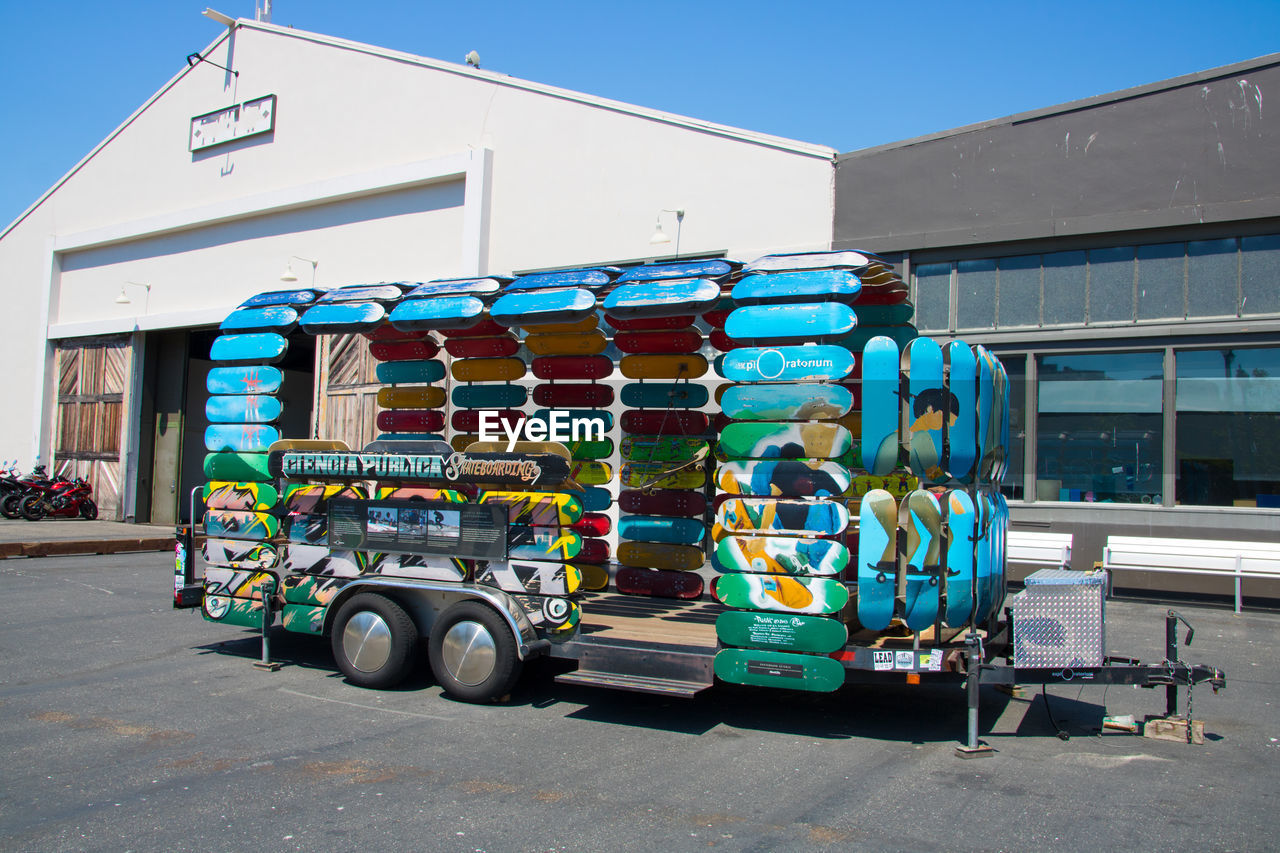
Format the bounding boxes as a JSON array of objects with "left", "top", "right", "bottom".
[{"left": 328, "top": 499, "right": 507, "bottom": 560}]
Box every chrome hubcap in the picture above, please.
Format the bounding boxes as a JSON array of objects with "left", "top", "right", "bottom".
[
  {"left": 441, "top": 620, "right": 496, "bottom": 686},
  {"left": 342, "top": 611, "right": 392, "bottom": 673}
]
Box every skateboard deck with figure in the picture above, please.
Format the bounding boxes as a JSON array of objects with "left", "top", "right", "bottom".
[
  {"left": 902, "top": 337, "right": 947, "bottom": 483},
  {"left": 942, "top": 489, "right": 977, "bottom": 628},
  {"left": 861, "top": 336, "right": 901, "bottom": 476},
  {"left": 856, "top": 489, "right": 898, "bottom": 631},
  {"left": 899, "top": 489, "right": 942, "bottom": 631},
  {"left": 713, "top": 497, "right": 848, "bottom": 539},
  {"left": 712, "top": 573, "right": 849, "bottom": 615},
  {"left": 718, "top": 422, "right": 853, "bottom": 460},
  {"left": 712, "top": 535, "right": 848, "bottom": 576},
  {"left": 716, "top": 459, "right": 851, "bottom": 498},
  {"left": 945, "top": 341, "right": 978, "bottom": 483}
]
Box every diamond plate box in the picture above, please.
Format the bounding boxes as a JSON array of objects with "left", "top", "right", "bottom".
[{"left": 1012, "top": 569, "right": 1106, "bottom": 668}]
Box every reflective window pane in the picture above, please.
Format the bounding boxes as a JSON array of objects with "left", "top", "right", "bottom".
[
  {"left": 1088, "top": 247, "right": 1135, "bottom": 323},
  {"left": 998, "top": 255, "right": 1040, "bottom": 327},
  {"left": 1187, "top": 238, "right": 1239, "bottom": 318},
  {"left": 1036, "top": 352, "right": 1163, "bottom": 504},
  {"left": 1241, "top": 234, "right": 1280, "bottom": 316},
  {"left": 1175, "top": 347, "right": 1280, "bottom": 507},
  {"left": 956, "top": 259, "right": 996, "bottom": 330},
  {"left": 913, "top": 263, "right": 950, "bottom": 333},
  {"left": 995, "top": 353, "right": 1026, "bottom": 500},
  {"left": 1042, "top": 250, "right": 1087, "bottom": 326},
  {"left": 1136, "top": 242, "right": 1185, "bottom": 320}
]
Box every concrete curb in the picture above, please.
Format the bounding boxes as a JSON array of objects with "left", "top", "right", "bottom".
[{"left": 0, "top": 538, "right": 174, "bottom": 559}]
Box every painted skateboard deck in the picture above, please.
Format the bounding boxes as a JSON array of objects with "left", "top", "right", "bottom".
[
  {"left": 619, "top": 353, "right": 708, "bottom": 380},
  {"left": 478, "top": 491, "right": 584, "bottom": 525},
  {"left": 620, "top": 462, "right": 706, "bottom": 491},
  {"left": 220, "top": 305, "right": 300, "bottom": 334},
  {"left": 724, "top": 303, "right": 856, "bottom": 344},
  {"left": 563, "top": 438, "right": 614, "bottom": 460},
  {"left": 203, "top": 452, "right": 271, "bottom": 482},
  {"left": 443, "top": 334, "right": 520, "bottom": 359},
  {"left": 856, "top": 489, "right": 898, "bottom": 631},
  {"left": 975, "top": 346, "right": 995, "bottom": 485},
  {"left": 718, "top": 422, "right": 853, "bottom": 460},
  {"left": 602, "top": 279, "right": 721, "bottom": 319},
  {"left": 506, "top": 267, "right": 616, "bottom": 291},
  {"left": 714, "top": 648, "right": 844, "bottom": 692},
  {"left": 286, "top": 513, "right": 327, "bottom": 544},
  {"left": 973, "top": 491, "right": 994, "bottom": 623},
  {"left": 281, "top": 484, "right": 369, "bottom": 513},
  {"left": 507, "top": 526, "right": 583, "bottom": 560},
  {"left": 619, "top": 410, "right": 709, "bottom": 435},
  {"left": 403, "top": 278, "right": 505, "bottom": 299},
  {"left": 619, "top": 489, "right": 705, "bottom": 517},
  {"left": 508, "top": 594, "right": 581, "bottom": 636},
  {"left": 900, "top": 489, "right": 942, "bottom": 631},
  {"left": 614, "top": 329, "right": 704, "bottom": 355},
  {"left": 491, "top": 287, "right": 597, "bottom": 326},
  {"left": 203, "top": 481, "right": 279, "bottom": 512},
  {"left": 715, "top": 460, "right": 851, "bottom": 498},
  {"left": 604, "top": 314, "right": 696, "bottom": 331},
  {"left": 943, "top": 489, "right": 976, "bottom": 628},
  {"left": 533, "top": 383, "right": 614, "bottom": 408},
  {"left": 376, "top": 386, "right": 446, "bottom": 409},
  {"left": 743, "top": 249, "right": 891, "bottom": 274},
  {"left": 715, "top": 611, "right": 848, "bottom": 654},
  {"left": 376, "top": 409, "right": 446, "bottom": 432},
  {"left": 525, "top": 331, "right": 608, "bottom": 356},
  {"left": 568, "top": 460, "right": 613, "bottom": 486},
  {"left": 617, "top": 515, "right": 704, "bottom": 545},
  {"left": 375, "top": 359, "right": 446, "bottom": 384},
  {"left": 531, "top": 355, "right": 613, "bottom": 380},
  {"left": 712, "top": 573, "right": 849, "bottom": 615},
  {"left": 316, "top": 284, "right": 404, "bottom": 304},
  {"left": 615, "top": 567, "right": 704, "bottom": 599},
  {"left": 206, "top": 365, "right": 283, "bottom": 395},
  {"left": 619, "top": 382, "right": 708, "bottom": 409},
  {"left": 202, "top": 538, "right": 278, "bottom": 569},
  {"left": 945, "top": 341, "right": 978, "bottom": 483},
  {"left": 277, "top": 544, "right": 363, "bottom": 577},
  {"left": 209, "top": 333, "right": 288, "bottom": 365},
  {"left": 388, "top": 295, "right": 485, "bottom": 331},
  {"left": 360, "top": 554, "right": 467, "bottom": 584},
  {"left": 299, "top": 302, "right": 386, "bottom": 333},
  {"left": 205, "top": 394, "right": 282, "bottom": 424},
  {"left": 369, "top": 339, "right": 442, "bottom": 362},
  {"left": 205, "top": 424, "right": 280, "bottom": 453},
  {"left": 616, "top": 541, "right": 704, "bottom": 571},
  {"left": 374, "top": 486, "right": 466, "bottom": 502},
  {"left": 620, "top": 436, "right": 708, "bottom": 463},
  {"left": 616, "top": 258, "right": 734, "bottom": 282},
  {"left": 477, "top": 560, "right": 582, "bottom": 596},
  {"left": 239, "top": 288, "right": 319, "bottom": 308},
  {"left": 719, "top": 346, "right": 855, "bottom": 382},
  {"left": 453, "top": 384, "right": 527, "bottom": 409},
  {"left": 732, "top": 269, "right": 861, "bottom": 305},
  {"left": 451, "top": 357, "right": 527, "bottom": 382},
  {"left": 903, "top": 337, "right": 948, "bottom": 484},
  {"left": 861, "top": 336, "right": 902, "bottom": 476},
  {"left": 720, "top": 383, "right": 852, "bottom": 422},
  {"left": 452, "top": 409, "right": 524, "bottom": 433},
  {"left": 203, "top": 509, "right": 279, "bottom": 541},
  {"left": 712, "top": 536, "right": 848, "bottom": 576},
  {"left": 713, "top": 498, "right": 848, "bottom": 539}
]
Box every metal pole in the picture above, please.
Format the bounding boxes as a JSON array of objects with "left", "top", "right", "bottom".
[
  {"left": 1165, "top": 612, "right": 1178, "bottom": 717},
  {"left": 1234, "top": 554, "right": 1242, "bottom": 614},
  {"left": 254, "top": 578, "right": 281, "bottom": 671}
]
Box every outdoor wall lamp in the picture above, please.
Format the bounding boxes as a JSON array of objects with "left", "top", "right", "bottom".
[
  {"left": 280, "top": 256, "right": 319, "bottom": 285},
  {"left": 649, "top": 208, "right": 686, "bottom": 256},
  {"left": 115, "top": 281, "right": 151, "bottom": 311}
]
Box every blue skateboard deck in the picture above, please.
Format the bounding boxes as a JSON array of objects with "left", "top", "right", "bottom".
[
  {"left": 206, "top": 394, "right": 282, "bottom": 424},
  {"left": 491, "top": 287, "right": 596, "bottom": 326},
  {"left": 298, "top": 302, "right": 387, "bottom": 333},
  {"left": 973, "top": 491, "right": 994, "bottom": 623},
  {"left": 375, "top": 359, "right": 446, "bottom": 385},
  {"left": 620, "top": 382, "right": 709, "bottom": 409},
  {"left": 712, "top": 535, "right": 848, "bottom": 576},
  {"left": 716, "top": 459, "right": 852, "bottom": 498},
  {"left": 602, "top": 279, "right": 721, "bottom": 319},
  {"left": 731, "top": 269, "right": 862, "bottom": 305},
  {"left": 452, "top": 383, "right": 527, "bottom": 408},
  {"left": 506, "top": 267, "right": 617, "bottom": 291},
  {"left": 860, "top": 337, "right": 901, "bottom": 476},
  {"left": 220, "top": 305, "right": 300, "bottom": 334},
  {"left": 975, "top": 346, "right": 995, "bottom": 485},
  {"left": 857, "top": 489, "right": 897, "bottom": 631},
  {"left": 617, "top": 515, "right": 705, "bottom": 545},
  {"left": 207, "top": 365, "right": 283, "bottom": 395},
  {"left": 239, "top": 288, "right": 319, "bottom": 308},
  {"left": 316, "top": 284, "right": 404, "bottom": 304},
  {"left": 617, "top": 259, "right": 735, "bottom": 282},
  {"left": 903, "top": 337, "right": 948, "bottom": 483},
  {"left": 945, "top": 342, "right": 978, "bottom": 484},
  {"left": 718, "top": 422, "right": 853, "bottom": 460},
  {"left": 578, "top": 486, "right": 612, "bottom": 512},
  {"left": 713, "top": 497, "right": 849, "bottom": 539},
  {"left": 900, "top": 489, "right": 942, "bottom": 631},
  {"left": 724, "top": 303, "right": 856, "bottom": 344},
  {"left": 942, "top": 489, "right": 976, "bottom": 628},
  {"left": 388, "top": 295, "right": 486, "bottom": 331},
  {"left": 996, "top": 358, "right": 1011, "bottom": 485},
  {"left": 720, "top": 383, "right": 853, "bottom": 421},
  {"left": 209, "top": 333, "right": 288, "bottom": 365},
  {"left": 719, "top": 346, "right": 855, "bottom": 382},
  {"left": 403, "top": 277, "right": 507, "bottom": 299},
  {"left": 990, "top": 492, "right": 1009, "bottom": 624},
  {"left": 205, "top": 424, "right": 280, "bottom": 453}
]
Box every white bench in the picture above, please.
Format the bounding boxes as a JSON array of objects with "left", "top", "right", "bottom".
[
  {"left": 1007, "top": 530, "right": 1073, "bottom": 570},
  {"left": 1102, "top": 535, "right": 1280, "bottom": 613}
]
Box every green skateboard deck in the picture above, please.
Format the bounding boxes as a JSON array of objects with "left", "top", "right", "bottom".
[
  {"left": 712, "top": 535, "right": 848, "bottom": 576},
  {"left": 203, "top": 480, "right": 279, "bottom": 511},
  {"left": 715, "top": 611, "right": 848, "bottom": 654},
  {"left": 713, "top": 648, "right": 844, "bottom": 693},
  {"left": 713, "top": 573, "right": 849, "bottom": 615},
  {"left": 203, "top": 452, "right": 272, "bottom": 482},
  {"left": 718, "top": 422, "right": 853, "bottom": 460},
  {"left": 856, "top": 489, "right": 897, "bottom": 631},
  {"left": 899, "top": 489, "right": 942, "bottom": 631}
]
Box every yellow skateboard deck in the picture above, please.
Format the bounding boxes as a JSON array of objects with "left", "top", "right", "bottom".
[
  {"left": 525, "top": 331, "right": 608, "bottom": 356},
  {"left": 266, "top": 438, "right": 350, "bottom": 453},
  {"left": 522, "top": 315, "right": 600, "bottom": 334},
  {"left": 376, "top": 386, "right": 446, "bottom": 409},
  {"left": 617, "top": 541, "right": 704, "bottom": 571},
  {"left": 620, "top": 353, "right": 709, "bottom": 380},
  {"left": 451, "top": 357, "right": 527, "bottom": 382}
]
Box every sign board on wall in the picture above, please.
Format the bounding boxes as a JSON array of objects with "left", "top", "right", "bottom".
[{"left": 189, "top": 95, "right": 277, "bottom": 152}]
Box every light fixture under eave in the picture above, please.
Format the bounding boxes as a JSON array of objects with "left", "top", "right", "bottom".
[
  {"left": 116, "top": 281, "right": 152, "bottom": 310},
  {"left": 649, "top": 208, "right": 685, "bottom": 256},
  {"left": 281, "top": 255, "right": 319, "bottom": 286}
]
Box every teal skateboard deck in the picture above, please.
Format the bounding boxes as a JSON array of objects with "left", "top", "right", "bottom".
[
  {"left": 476, "top": 560, "right": 581, "bottom": 596},
  {"left": 975, "top": 346, "right": 995, "bottom": 485},
  {"left": 403, "top": 277, "right": 506, "bottom": 299},
  {"left": 991, "top": 492, "right": 1009, "bottom": 623},
  {"left": 856, "top": 489, "right": 898, "bottom": 631},
  {"left": 899, "top": 489, "right": 942, "bottom": 631},
  {"left": 209, "top": 333, "right": 288, "bottom": 365},
  {"left": 298, "top": 301, "right": 387, "bottom": 333},
  {"left": 452, "top": 383, "right": 527, "bottom": 408},
  {"left": 220, "top": 305, "right": 300, "bottom": 334},
  {"left": 945, "top": 342, "right": 978, "bottom": 483},
  {"left": 369, "top": 339, "right": 441, "bottom": 361},
  {"left": 731, "top": 269, "right": 862, "bottom": 305},
  {"left": 388, "top": 295, "right": 485, "bottom": 331},
  {"left": 375, "top": 359, "right": 446, "bottom": 384},
  {"left": 720, "top": 383, "right": 853, "bottom": 421},
  {"left": 861, "top": 336, "right": 901, "bottom": 476},
  {"left": 240, "top": 288, "right": 319, "bottom": 308},
  {"left": 713, "top": 648, "right": 845, "bottom": 693},
  {"left": 942, "top": 489, "right": 976, "bottom": 628},
  {"left": 491, "top": 287, "right": 596, "bottom": 326},
  {"left": 719, "top": 345, "right": 855, "bottom": 382},
  {"left": 903, "top": 337, "right": 948, "bottom": 484},
  {"left": 617, "top": 258, "right": 734, "bottom": 282},
  {"left": 602, "top": 279, "right": 721, "bottom": 319},
  {"left": 718, "top": 422, "right": 853, "bottom": 460},
  {"left": 203, "top": 452, "right": 271, "bottom": 482},
  {"left": 973, "top": 491, "right": 994, "bottom": 624},
  {"left": 206, "top": 365, "right": 283, "bottom": 395},
  {"left": 620, "top": 436, "right": 708, "bottom": 463},
  {"left": 203, "top": 481, "right": 279, "bottom": 511},
  {"left": 204, "top": 424, "right": 280, "bottom": 453},
  {"left": 715, "top": 611, "right": 848, "bottom": 654},
  {"left": 724, "top": 303, "right": 856, "bottom": 344},
  {"left": 578, "top": 486, "right": 611, "bottom": 512},
  {"left": 712, "top": 536, "right": 848, "bottom": 576},
  {"left": 619, "top": 382, "right": 709, "bottom": 409},
  {"left": 716, "top": 460, "right": 851, "bottom": 498},
  {"left": 508, "top": 526, "right": 583, "bottom": 560},
  {"left": 617, "top": 515, "right": 705, "bottom": 545},
  {"left": 203, "top": 509, "right": 279, "bottom": 541},
  {"left": 507, "top": 267, "right": 616, "bottom": 290},
  {"left": 713, "top": 573, "right": 849, "bottom": 615},
  {"left": 202, "top": 538, "right": 278, "bottom": 569},
  {"left": 855, "top": 302, "right": 914, "bottom": 325},
  {"left": 205, "top": 394, "right": 282, "bottom": 424},
  {"left": 714, "top": 497, "right": 848, "bottom": 539}
]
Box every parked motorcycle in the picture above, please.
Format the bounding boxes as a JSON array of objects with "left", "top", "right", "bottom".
[
  {"left": 18, "top": 476, "right": 97, "bottom": 521},
  {"left": 0, "top": 464, "right": 55, "bottom": 519}
]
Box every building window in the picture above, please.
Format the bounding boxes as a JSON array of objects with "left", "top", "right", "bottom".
[
  {"left": 1085, "top": 246, "right": 1135, "bottom": 324},
  {"left": 1035, "top": 351, "right": 1163, "bottom": 504},
  {"left": 1175, "top": 347, "right": 1280, "bottom": 507},
  {"left": 1241, "top": 235, "right": 1280, "bottom": 316},
  {"left": 998, "top": 354, "right": 1026, "bottom": 501},
  {"left": 914, "top": 263, "right": 950, "bottom": 333},
  {"left": 956, "top": 259, "right": 996, "bottom": 330}
]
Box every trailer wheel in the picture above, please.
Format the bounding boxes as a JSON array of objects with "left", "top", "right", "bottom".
[
  {"left": 429, "top": 600, "right": 521, "bottom": 703},
  {"left": 331, "top": 593, "right": 418, "bottom": 689}
]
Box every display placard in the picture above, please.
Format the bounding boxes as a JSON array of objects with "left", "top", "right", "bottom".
[{"left": 328, "top": 499, "right": 507, "bottom": 560}]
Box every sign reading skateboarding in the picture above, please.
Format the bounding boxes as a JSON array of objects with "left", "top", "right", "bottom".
[{"left": 269, "top": 449, "right": 569, "bottom": 487}]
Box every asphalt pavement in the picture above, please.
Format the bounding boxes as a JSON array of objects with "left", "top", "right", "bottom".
[{"left": 0, "top": 552, "right": 1275, "bottom": 852}]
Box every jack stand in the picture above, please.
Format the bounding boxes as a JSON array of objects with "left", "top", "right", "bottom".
[
  {"left": 955, "top": 632, "right": 995, "bottom": 759},
  {"left": 253, "top": 579, "right": 282, "bottom": 672},
  {"left": 1139, "top": 610, "right": 1203, "bottom": 744}
]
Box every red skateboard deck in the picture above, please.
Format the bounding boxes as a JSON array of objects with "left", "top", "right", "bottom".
[
  {"left": 569, "top": 512, "right": 612, "bottom": 537},
  {"left": 369, "top": 339, "right": 441, "bottom": 361},
  {"left": 441, "top": 318, "right": 509, "bottom": 337},
  {"left": 443, "top": 334, "right": 520, "bottom": 358},
  {"left": 376, "top": 409, "right": 446, "bottom": 432},
  {"left": 619, "top": 488, "right": 706, "bottom": 517},
  {"left": 614, "top": 329, "right": 704, "bottom": 354},
  {"left": 531, "top": 355, "right": 613, "bottom": 380},
  {"left": 702, "top": 308, "right": 732, "bottom": 327},
  {"left": 532, "top": 383, "right": 615, "bottom": 408},
  {"left": 615, "top": 567, "right": 704, "bottom": 599},
  {"left": 604, "top": 314, "right": 695, "bottom": 331},
  {"left": 620, "top": 410, "right": 710, "bottom": 435},
  {"left": 363, "top": 325, "right": 431, "bottom": 342},
  {"left": 452, "top": 409, "right": 525, "bottom": 433},
  {"left": 708, "top": 329, "right": 743, "bottom": 351},
  {"left": 577, "top": 538, "right": 611, "bottom": 565}
]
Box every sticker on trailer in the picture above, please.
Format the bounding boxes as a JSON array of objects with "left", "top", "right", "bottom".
[
  {"left": 873, "top": 651, "right": 894, "bottom": 671},
  {"left": 894, "top": 651, "right": 915, "bottom": 670},
  {"left": 928, "top": 649, "right": 944, "bottom": 672}
]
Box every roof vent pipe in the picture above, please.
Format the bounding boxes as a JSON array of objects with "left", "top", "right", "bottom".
[{"left": 256, "top": 0, "right": 271, "bottom": 22}]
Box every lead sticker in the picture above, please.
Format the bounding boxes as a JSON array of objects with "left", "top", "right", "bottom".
[{"left": 873, "top": 650, "right": 894, "bottom": 671}]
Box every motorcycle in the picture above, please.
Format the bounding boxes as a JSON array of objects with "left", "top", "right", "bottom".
[
  {"left": 0, "top": 464, "right": 57, "bottom": 519},
  {"left": 18, "top": 476, "right": 97, "bottom": 521}
]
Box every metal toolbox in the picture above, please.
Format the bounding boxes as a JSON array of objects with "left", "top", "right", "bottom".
[{"left": 1011, "top": 569, "right": 1107, "bottom": 668}]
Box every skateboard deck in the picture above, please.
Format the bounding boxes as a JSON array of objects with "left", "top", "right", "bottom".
[
  {"left": 298, "top": 302, "right": 387, "bottom": 333},
  {"left": 724, "top": 303, "right": 856, "bottom": 344},
  {"left": 604, "top": 314, "right": 696, "bottom": 331},
  {"left": 205, "top": 394, "right": 282, "bottom": 424},
  {"left": 459, "top": 441, "right": 571, "bottom": 462},
  {"left": 861, "top": 336, "right": 902, "bottom": 476},
  {"left": 713, "top": 497, "right": 848, "bottom": 539},
  {"left": 719, "top": 345, "right": 855, "bottom": 382},
  {"left": 712, "top": 573, "right": 849, "bottom": 615},
  {"left": 856, "top": 489, "right": 898, "bottom": 631},
  {"left": 375, "top": 359, "right": 446, "bottom": 384},
  {"left": 713, "top": 648, "right": 844, "bottom": 693},
  {"left": 715, "top": 611, "right": 848, "bottom": 654},
  {"left": 239, "top": 288, "right": 319, "bottom": 308},
  {"left": 619, "top": 410, "right": 709, "bottom": 435},
  {"left": 578, "top": 486, "right": 612, "bottom": 512},
  {"left": 619, "top": 488, "right": 705, "bottom": 517},
  {"left": 205, "top": 424, "right": 280, "bottom": 453},
  {"left": 708, "top": 329, "right": 742, "bottom": 351},
  {"left": 452, "top": 409, "right": 524, "bottom": 433},
  {"left": 479, "top": 491, "right": 584, "bottom": 525},
  {"left": 614, "top": 329, "right": 704, "bottom": 355},
  {"left": 533, "top": 383, "right": 614, "bottom": 408},
  {"left": 451, "top": 357, "right": 527, "bottom": 382},
  {"left": 903, "top": 337, "right": 948, "bottom": 483},
  {"left": 403, "top": 277, "right": 505, "bottom": 299},
  {"left": 720, "top": 383, "right": 852, "bottom": 421},
  {"left": 620, "top": 382, "right": 708, "bottom": 409},
  {"left": 619, "top": 353, "right": 709, "bottom": 380},
  {"left": 203, "top": 509, "right": 279, "bottom": 541},
  {"left": 603, "top": 279, "right": 721, "bottom": 319},
  {"left": 945, "top": 341, "right": 978, "bottom": 483},
  {"left": 376, "top": 386, "right": 447, "bottom": 409},
  {"left": 506, "top": 267, "right": 616, "bottom": 291},
  {"left": 376, "top": 410, "right": 446, "bottom": 432},
  {"left": 531, "top": 355, "right": 613, "bottom": 380},
  {"left": 855, "top": 302, "right": 915, "bottom": 326},
  {"left": 615, "top": 567, "right": 703, "bottom": 599},
  {"left": 994, "top": 355, "right": 1011, "bottom": 484},
  {"left": 525, "top": 330, "right": 608, "bottom": 356},
  {"left": 743, "top": 249, "right": 892, "bottom": 274},
  {"left": 616, "top": 541, "right": 704, "bottom": 571},
  {"left": 577, "top": 535, "right": 610, "bottom": 561},
  {"left": 277, "top": 544, "right": 363, "bottom": 577},
  {"left": 718, "top": 422, "right": 853, "bottom": 460},
  {"left": 991, "top": 492, "right": 1009, "bottom": 622},
  {"left": 943, "top": 489, "right": 976, "bottom": 628},
  {"left": 364, "top": 325, "right": 431, "bottom": 342},
  {"left": 616, "top": 258, "right": 734, "bottom": 282},
  {"left": 715, "top": 459, "right": 851, "bottom": 498},
  {"left": 523, "top": 315, "right": 600, "bottom": 334},
  {"left": 578, "top": 562, "right": 609, "bottom": 590},
  {"left": 201, "top": 538, "right": 278, "bottom": 569},
  {"left": 620, "top": 436, "right": 708, "bottom": 463},
  {"left": 378, "top": 432, "right": 445, "bottom": 442},
  {"left": 203, "top": 452, "right": 271, "bottom": 482},
  {"left": 444, "top": 334, "right": 521, "bottom": 359},
  {"left": 209, "top": 333, "right": 288, "bottom": 365},
  {"left": 973, "top": 491, "right": 994, "bottom": 623},
  {"left": 900, "top": 489, "right": 942, "bottom": 631},
  {"left": 206, "top": 365, "right": 283, "bottom": 395},
  {"left": 490, "top": 287, "right": 597, "bottom": 326},
  {"left": 975, "top": 346, "right": 995, "bottom": 485},
  {"left": 203, "top": 481, "right": 279, "bottom": 512},
  {"left": 563, "top": 438, "right": 614, "bottom": 460},
  {"left": 441, "top": 318, "right": 509, "bottom": 338},
  {"left": 620, "top": 462, "right": 706, "bottom": 491},
  {"left": 712, "top": 536, "right": 848, "bottom": 576},
  {"left": 286, "top": 513, "right": 327, "bottom": 544},
  {"left": 453, "top": 383, "right": 528, "bottom": 409},
  {"left": 506, "top": 526, "right": 584, "bottom": 560},
  {"left": 840, "top": 324, "right": 917, "bottom": 354},
  {"left": 387, "top": 295, "right": 485, "bottom": 331},
  {"left": 370, "top": 338, "right": 443, "bottom": 361},
  {"left": 220, "top": 305, "right": 300, "bottom": 334},
  {"left": 282, "top": 484, "right": 369, "bottom": 513},
  {"left": 731, "top": 269, "right": 861, "bottom": 305},
  {"left": 569, "top": 512, "right": 611, "bottom": 537},
  {"left": 617, "top": 515, "right": 704, "bottom": 545},
  {"left": 374, "top": 486, "right": 467, "bottom": 502},
  {"left": 568, "top": 460, "right": 613, "bottom": 486},
  {"left": 316, "top": 284, "right": 404, "bottom": 304}
]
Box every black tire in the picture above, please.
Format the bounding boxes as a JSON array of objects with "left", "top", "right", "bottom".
[
  {"left": 19, "top": 494, "right": 45, "bottom": 521},
  {"left": 428, "top": 600, "right": 521, "bottom": 703},
  {"left": 330, "top": 593, "right": 418, "bottom": 689},
  {"left": 1, "top": 493, "right": 24, "bottom": 519},
  {"left": 79, "top": 499, "right": 98, "bottom": 520}
]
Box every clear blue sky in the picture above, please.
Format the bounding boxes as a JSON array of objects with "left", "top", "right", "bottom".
[{"left": 2, "top": 0, "right": 1278, "bottom": 230}]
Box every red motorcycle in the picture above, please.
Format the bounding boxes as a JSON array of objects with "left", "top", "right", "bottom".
[{"left": 19, "top": 477, "right": 97, "bottom": 521}]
